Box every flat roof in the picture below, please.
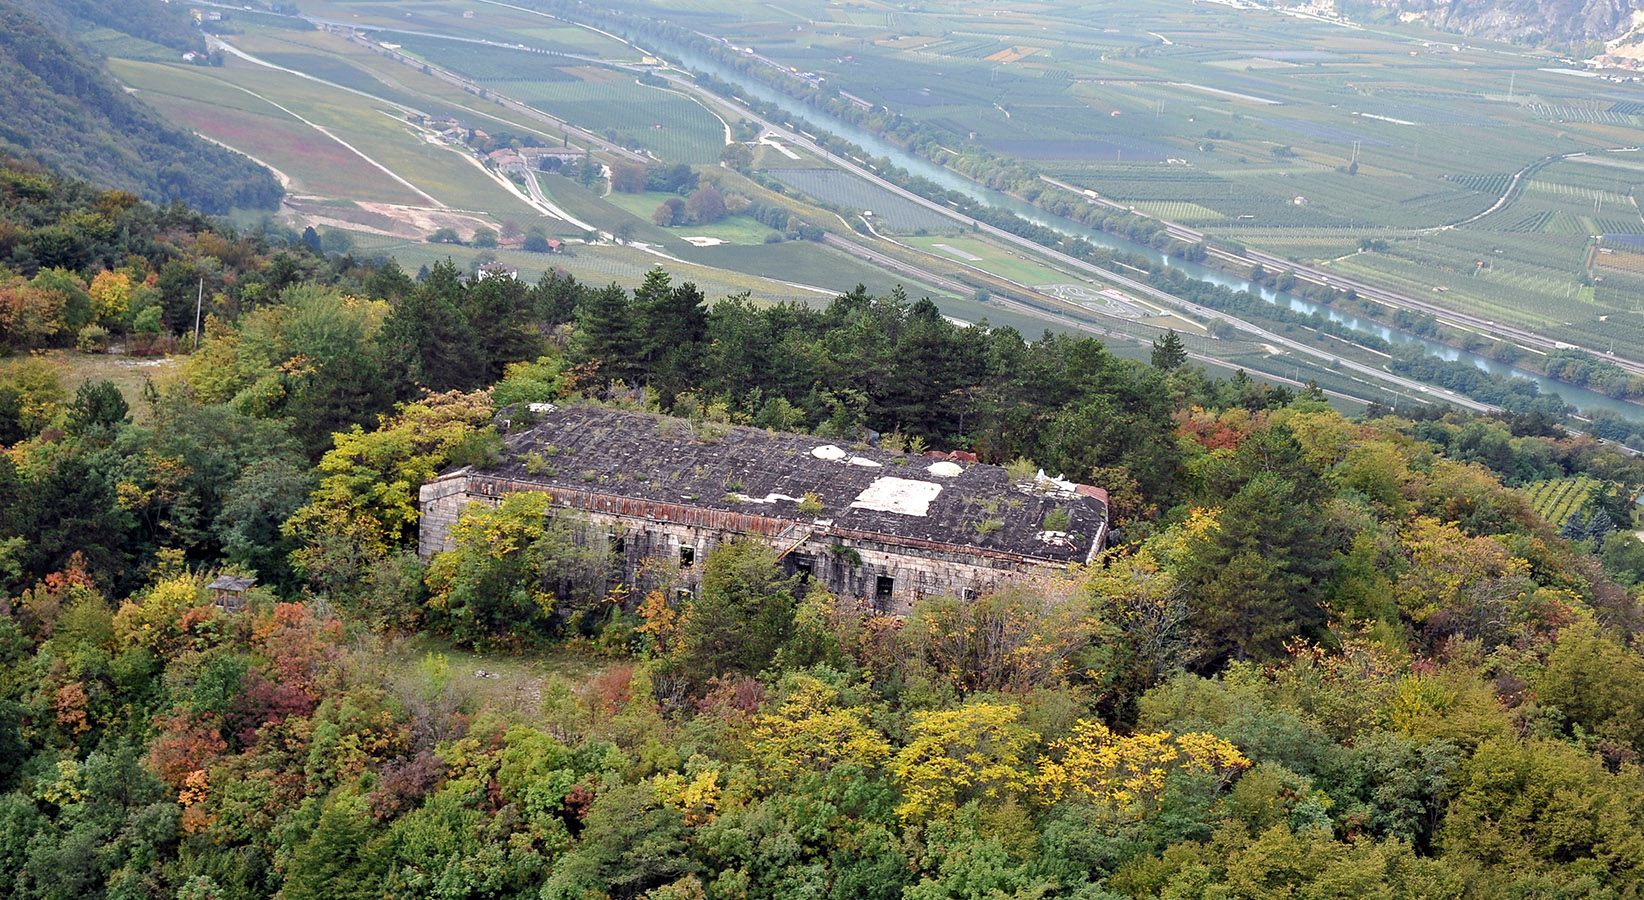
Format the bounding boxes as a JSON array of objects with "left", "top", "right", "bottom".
[{"left": 446, "top": 407, "right": 1106, "bottom": 563}]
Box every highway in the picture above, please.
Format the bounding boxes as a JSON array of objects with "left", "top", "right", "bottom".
[
  {"left": 302, "top": 6, "right": 1511, "bottom": 412},
  {"left": 1046, "top": 166, "right": 1644, "bottom": 379},
  {"left": 656, "top": 73, "right": 1496, "bottom": 413}
]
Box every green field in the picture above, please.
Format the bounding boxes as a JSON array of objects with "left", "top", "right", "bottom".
[
  {"left": 110, "top": 58, "right": 432, "bottom": 205},
  {"left": 578, "top": 0, "right": 1644, "bottom": 355},
  {"left": 903, "top": 233, "right": 1081, "bottom": 287},
  {"left": 768, "top": 169, "right": 953, "bottom": 233},
  {"left": 376, "top": 28, "right": 728, "bottom": 164}
]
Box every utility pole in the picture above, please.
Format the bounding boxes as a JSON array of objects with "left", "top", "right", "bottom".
[{"left": 193, "top": 276, "right": 204, "bottom": 351}]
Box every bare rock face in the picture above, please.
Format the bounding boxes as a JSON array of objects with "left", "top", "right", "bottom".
[{"left": 1349, "top": 0, "right": 1644, "bottom": 44}]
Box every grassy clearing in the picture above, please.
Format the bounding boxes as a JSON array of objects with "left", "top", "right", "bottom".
[
  {"left": 674, "top": 218, "right": 785, "bottom": 244},
  {"left": 0, "top": 352, "right": 178, "bottom": 422},
  {"left": 377, "top": 633, "right": 610, "bottom": 721}
]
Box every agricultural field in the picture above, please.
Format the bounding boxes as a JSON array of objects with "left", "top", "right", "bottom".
[
  {"left": 902, "top": 233, "right": 1079, "bottom": 287},
  {"left": 602, "top": 190, "right": 784, "bottom": 244},
  {"left": 768, "top": 169, "right": 952, "bottom": 233},
  {"left": 1521, "top": 475, "right": 1605, "bottom": 527},
  {"left": 595, "top": 0, "right": 1644, "bottom": 356},
  {"left": 301, "top": 0, "right": 636, "bottom": 58},
  {"left": 109, "top": 59, "right": 433, "bottom": 206}
]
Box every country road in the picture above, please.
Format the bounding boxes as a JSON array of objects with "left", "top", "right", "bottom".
[
  {"left": 310, "top": 0, "right": 1495, "bottom": 409},
  {"left": 503, "top": 163, "right": 596, "bottom": 232},
  {"left": 1045, "top": 164, "right": 1644, "bottom": 379},
  {"left": 656, "top": 73, "right": 1497, "bottom": 413}
]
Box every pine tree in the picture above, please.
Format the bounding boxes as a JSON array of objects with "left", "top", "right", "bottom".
[
  {"left": 1151, "top": 328, "right": 1187, "bottom": 370},
  {"left": 1588, "top": 508, "right": 1616, "bottom": 548},
  {"left": 570, "top": 282, "right": 640, "bottom": 385},
  {"left": 1560, "top": 512, "right": 1588, "bottom": 543},
  {"left": 632, "top": 269, "right": 707, "bottom": 402}
]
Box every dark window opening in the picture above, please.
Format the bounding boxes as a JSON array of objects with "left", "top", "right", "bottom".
[
  {"left": 680, "top": 546, "right": 695, "bottom": 567},
  {"left": 676, "top": 588, "right": 694, "bottom": 602},
  {"left": 613, "top": 536, "right": 625, "bottom": 555},
  {"left": 875, "top": 575, "right": 894, "bottom": 603},
  {"left": 794, "top": 559, "right": 813, "bottom": 581}
]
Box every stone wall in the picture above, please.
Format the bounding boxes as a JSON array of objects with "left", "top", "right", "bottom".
[{"left": 419, "top": 474, "right": 1089, "bottom": 615}]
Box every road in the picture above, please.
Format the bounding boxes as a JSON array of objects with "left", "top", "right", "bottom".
[
  {"left": 503, "top": 163, "right": 596, "bottom": 231},
  {"left": 329, "top": 26, "right": 646, "bottom": 163},
  {"left": 657, "top": 73, "right": 1496, "bottom": 413},
  {"left": 1045, "top": 165, "right": 1644, "bottom": 379}
]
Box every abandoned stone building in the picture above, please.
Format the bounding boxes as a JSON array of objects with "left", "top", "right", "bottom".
[{"left": 418, "top": 407, "right": 1109, "bottom": 615}]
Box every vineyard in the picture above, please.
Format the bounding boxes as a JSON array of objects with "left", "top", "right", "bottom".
[
  {"left": 1520, "top": 475, "right": 1604, "bottom": 526},
  {"left": 504, "top": 81, "right": 727, "bottom": 164}
]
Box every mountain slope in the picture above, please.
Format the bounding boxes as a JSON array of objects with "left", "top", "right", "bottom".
[
  {"left": 0, "top": 0, "right": 280, "bottom": 214},
  {"left": 1347, "top": 0, "right": 1644, "bottom": 45}
]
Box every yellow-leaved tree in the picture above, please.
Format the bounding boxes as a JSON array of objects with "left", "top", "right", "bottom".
[
  {"left": 1034, "top": 718, "right": 1248, "bottom": 818},
  {"left": 284, "top": 390, "right": 498, "bottom": 599},
  {"left": 747, "top": 675, "right": 890, "bottom": 783},
  {"left": 87, "top": 270, "right": 131, "bottom": 323},
  {"left": 112, "top": 571, "right": 211, "bottom": 655},
  {"left": 889, "top": 702, "right": 1037, "bottom": 821},
  {"left": 424, "top": 490, "right": 608, "bottom": 646}
]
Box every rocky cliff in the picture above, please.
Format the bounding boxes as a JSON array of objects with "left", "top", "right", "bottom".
[{"left": 1345, "top": 0, "right": 1644, "bottom": 45}]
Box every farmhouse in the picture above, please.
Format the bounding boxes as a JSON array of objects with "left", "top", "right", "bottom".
[{"left": 419, "top": 407, "right": 1109, "bottom": 614}]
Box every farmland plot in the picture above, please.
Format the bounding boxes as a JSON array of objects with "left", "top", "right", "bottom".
[{"left": 769, "top": 169, "right": 953, "bottom": 233}]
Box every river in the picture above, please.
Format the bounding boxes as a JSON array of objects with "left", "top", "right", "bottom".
[{"left": 643, "top": 35, "right": 1644, "bottom": 421}]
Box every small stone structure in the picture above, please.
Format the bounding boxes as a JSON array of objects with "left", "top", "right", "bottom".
[{"left": 418, "top": 407, "right": 1108, "bottom": 615}]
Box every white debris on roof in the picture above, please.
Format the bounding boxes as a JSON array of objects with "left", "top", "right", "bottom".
[
  {"left": 811, "top": 445, "right": 847, "bottom": 461},
  {"left": 847, "top": 456, "right": 883, "bottom": 467},
  {"left": 728, "top": 492, "right": 804, "bottom": 504},
  {"left": 850, "top": 477, "right": 943, "bottom": 516},
  {"left": 926, "top": 461, "right": 964, "bottom": 477},
  {"left": 1023, "top": 468, "right": 1081, "bottom": 499},
  {"left": 1037, "top": 530, "right": 1075, "bottom": 547}
]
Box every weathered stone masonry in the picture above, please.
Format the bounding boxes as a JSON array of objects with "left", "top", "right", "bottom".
[{"left": 419, "top": 407, "right": 1108, "bottom": 615}]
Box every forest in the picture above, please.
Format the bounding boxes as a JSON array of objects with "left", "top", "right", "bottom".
[
  {"left": 4, "top": 155, "right": 1644, "bottom": 900},
  {"left": 0, "top": 0, "right": 280, "bottom": 214}
]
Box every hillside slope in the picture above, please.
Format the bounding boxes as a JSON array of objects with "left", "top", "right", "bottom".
[
  {"left": 0, "top": 0, "right": 280, "bottom": 214},
  {"left": 1347, "top": 0, "right": 1644, "bottom": 45}
]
